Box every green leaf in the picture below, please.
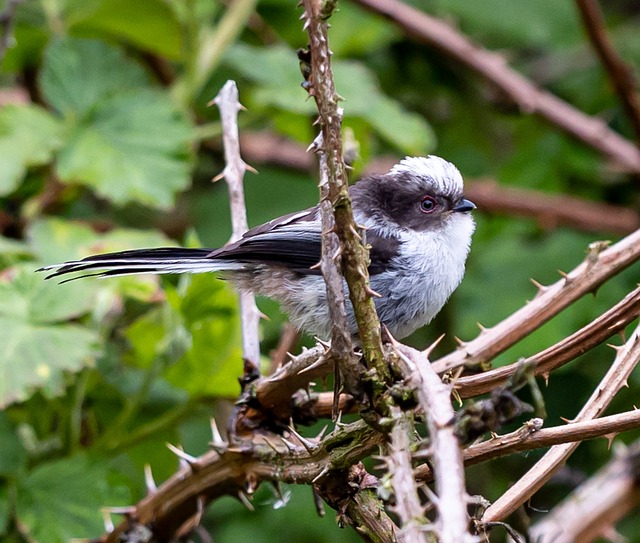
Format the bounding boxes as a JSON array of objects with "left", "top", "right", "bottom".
[
  {"left": 0, "top": 413, "right": 27, "bottom": 477},
  {"left": 163, "top": 275, "right": 243, "bottom": 397},
  {"left": 39, "top": 37, "right": 193, "bottom": 208},
  {"left": 0, "top": 105, "right": 63, "bottom": 195},
  {"left": 71, "top": 0, "right": 183, "bottom": 60},
  {"left": 0, "top": 265, "right": 99, "bottom": 407},
  {"left": 40, "top": 37, "right": 149, "bottom": 117},
  {"left": 55, "top": 89, "right": 193, "bottom": 208},
  {"left": 224, "top": 44, "right": 434, "bottom": 154},
  {"left": 15, "top": 455, "right": 130, "bottom": 543}
]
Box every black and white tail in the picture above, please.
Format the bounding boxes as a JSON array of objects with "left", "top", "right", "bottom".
[{"left": 38, "top": 247, "right": 243, "bottom": 283}]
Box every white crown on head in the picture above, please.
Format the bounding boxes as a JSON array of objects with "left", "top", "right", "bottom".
[{"left": 390, "top": 156, "right": 464, "bottom": 194}]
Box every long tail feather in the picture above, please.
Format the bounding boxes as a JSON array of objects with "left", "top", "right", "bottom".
[{"left": 38, "top": 247, "right": 243, "bottom": 282}]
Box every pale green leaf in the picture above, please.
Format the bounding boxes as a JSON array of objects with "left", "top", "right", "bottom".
[
  {"left": 40, "top": 37, "right": 149, "bottom": 117},
  {"left": 0, "top": 105, "right": 63, "bottom": 195},
  {"left": 15, "top": 455, "right": 130, "bottom": 543},
  {"left": 55, "top": 89, "right": 193, "bottom": 208},
  {"left": 0, "top": 265, "right": 99, "bottom": 407},
  {"left": 72, "top": 0, "right": 183, "bottom": 60}
]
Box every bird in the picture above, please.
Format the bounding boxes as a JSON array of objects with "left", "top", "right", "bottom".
[{"left": 40, "top": 156, "right": 476, "bottom": 340}]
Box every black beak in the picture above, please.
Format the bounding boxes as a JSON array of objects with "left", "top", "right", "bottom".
[{"left": 452, "top": 198, "right": 476, "bottom": 213}]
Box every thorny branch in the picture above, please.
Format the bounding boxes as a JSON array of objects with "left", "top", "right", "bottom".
[
  {"left": 212, "top": 81, "right": 261, "bottom": 374},
  {"left": 301, "top": 0, "right": 389, "bottom": 406},
  {"left": 529, "top": 438, "right": 640, "bottom": 542},
  {"left": 481, "top": 320, "right": 640, "bottom": 523},
  {"left": 394, "top": 343, "right": 477, "bottom": 543}
]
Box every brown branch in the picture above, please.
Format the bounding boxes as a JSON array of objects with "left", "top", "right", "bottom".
[
  {"left": 454, "top": 285, "right": 640, "bottom": 399},
  {"left": 415, "top": 410, "right": 640, "bottom": 482},
  {"left": 466, "top": 178, "right": 640, "bottom": 235},
  {"left": 100, "top": 419, "right": 385, "bottom": 542},
  {"left": 212, "top": 81, "right": 261, "bottom": 372},
  {"left": 575, "top": 0, "right": 640, "bottom": 144},
  {"left": 301, "top": 0, "right": 388, "bottom": 404},
  {"left": 480, "top": 320, "right": 640, "bottom": 523},
  {"left": 351, "top": 0, "right": 640, "bottom": 173},
  {"left": 529, "top": 438, "right": 640, "bottom": 543},
  {"left": 433, "top": 228, "right": 640, "bottom": 373},
  {"left": 228, "top": 136, "right": 640, "bottom": 236}
]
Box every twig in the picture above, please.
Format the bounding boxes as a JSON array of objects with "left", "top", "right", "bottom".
[
  {"left": 212, "top": 81, "right": 261, "bottom": 373},
  {"left": 454, "top": 285, "right": 640, "bottom": 398},
  {"left": 387, "top": 407, "right": 428, "bottom": 543},
  {"left": 461, "top": 410, "right": 640, "bottom": 476},
  {"left": 480, "top": 320, "right": 640, "bottom": 523},
  {"left": 433, "top": 228, "right": 640, "bottom": 373},
  {"left": 575, "top": 0, "right": 640, "bottom": 144},
  {"left": 529, "top": 439, "right": 640, "bottom": 543},
  {"left": 301, "top": 0, "right": 388, "bottom": 406},
  {"left": 393, "top": 343, "right": 477, "bottom": 543},
  {"left": 0, "top": 0, "right": 22, "bottom": 63},
  {"left": 466, "top": 178, "right": 640, "bottom": 235},
  {"left": 351, "top": 0, "right": 640, "bottom": 172}
]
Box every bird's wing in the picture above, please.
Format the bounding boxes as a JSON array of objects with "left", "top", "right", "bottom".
[
  {"left": 208, "top": 207, "right": 324, "bottom": 274},
  {"left": 210, "top": 206, "right": 402, "bottom": 276}
]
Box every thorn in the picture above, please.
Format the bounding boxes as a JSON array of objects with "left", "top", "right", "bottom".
[
  {"left": 237, "top": 101, "right": 248, "bottom": 112},
  {"left": 102, "top": 510, "right": 115, "bottom": 533},
  {"left": 166, "top": 443, "right": 199, "bottom": 469},
  {"left": 298, "top": 354, "right": 327, "bottom": 375},
  {"left": 558, "top": 269, "right": 573, "bottom": 284},
  {"left": 476, "top": 322, "right": 488, "bottom": 332},
  {"left": 210, "top": 418, "right": 228, "bottom": 453},
  {"left": 454, "top": 336, "right": 466, "bottom": 347},
  {"left": 607, "top": 343, "right": 623, "bottom": 352},
  {"left": 365, "top": 286, "right": 383, "bottom": 298},
  {"left": 288, "top": 425, "right": 317, "bottom": 452},
  {"left": 245, "top": 472, "right": 258, "bottom": 495},
  {"left": 316, "top": 337, "right": 331, "bottom": 350},
  {"left": 559, "top": 416, "right": 574, "bottom": 424},
  {"left": 212, "top": 171, "right": 225, "bottom": 183},
  {"left": 237, "top": 490, "right": 255, "bottom": 511},
  {"left": 192, "top": 495, "right": 206, "bottom": 527},
  {"left": 244, "top": 161, "right": 259, "bottom": 175},
  {"left": 102, "top": 505, "right": 136, "bottom": 516},
  {"left": 315, "top": 424, "right": 328, "bottom": 440},
  {"left": 530, "top": 277, "right": 548, "bottom": 293},
  {"left": 280, "top": 436, "right": 299, "bottom": 452},
  {"left": 422, "top": 334, "right": 445, "bottom": 358},
  {"left": 144, "top": 464, "right": 157, "bottom": 494},
  {"left": 312, "top": 465, "right": 330, "bottom": 484}
]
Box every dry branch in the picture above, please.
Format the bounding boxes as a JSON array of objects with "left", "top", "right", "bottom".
[
  {"left": 454, "top": 285, "right": 640, "bottom": 398},
  {"left": 529, "top": 438, "right": 640, "bottom": 543},
  {"left": 575, "top": 0, "right": 640, "bottom": 144},
  {"left": 481, "top": 320, "right": 640, "bottom": 523},
  {"left": 394, "top": 343, "right": 477, "bottom": 543},
  {"left": 212, "top": 81, "right": 261, "bottom": 372},
  {"left": 352, "top": 0, "right": 640, "bottom": 172},
  {"left": 301, "top": 0, "right": 389, "bottom": 400}
]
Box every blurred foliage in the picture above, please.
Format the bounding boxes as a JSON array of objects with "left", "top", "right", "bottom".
[{"left": 0, "top": 0, "right": 639, "bottom": 541}]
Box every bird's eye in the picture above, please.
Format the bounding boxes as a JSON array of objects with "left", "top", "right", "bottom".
[{"left": 420, "top": 195, "right": 437, "bottom": 213}]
